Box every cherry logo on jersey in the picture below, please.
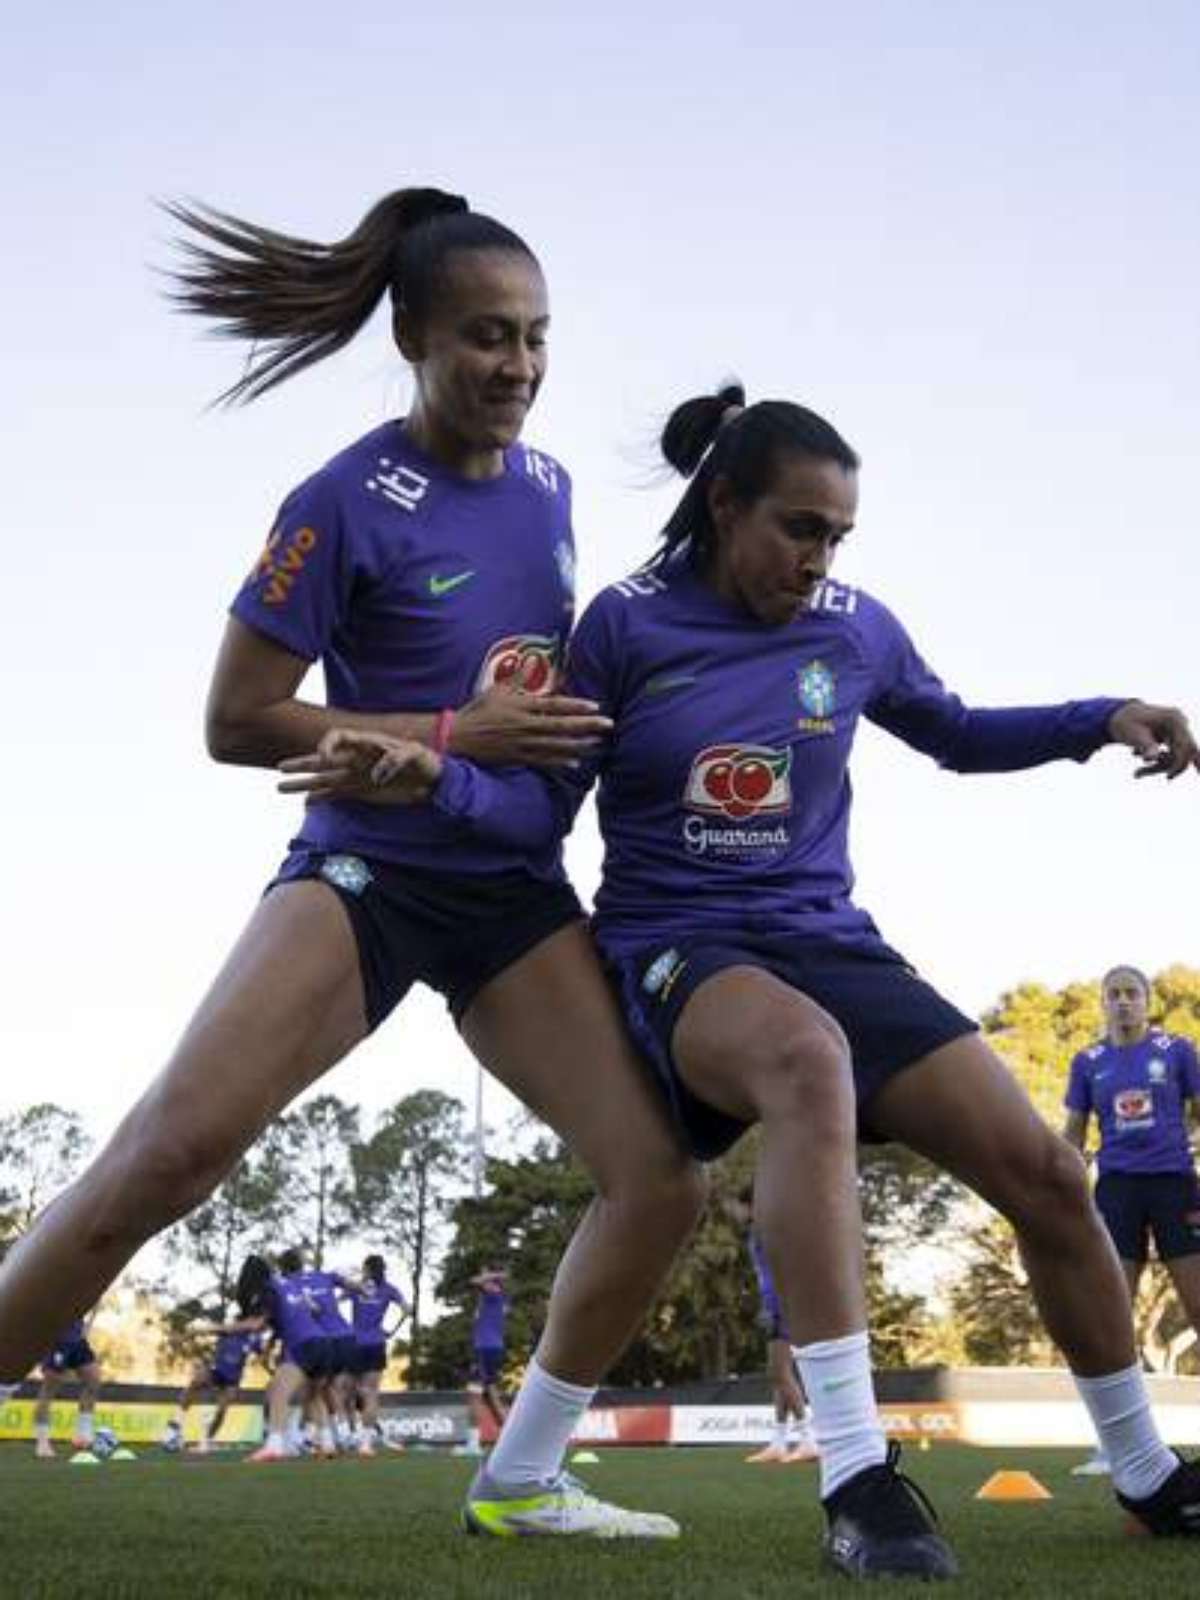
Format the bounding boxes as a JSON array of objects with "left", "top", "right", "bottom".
[
  {"left": 476, "top": 634, "right": 560, "bottom": 696},
  {"left": 684, "top": 744, "right": 792, "bottom": 821},
  {"left": 1114, "top": 1089, "right": 1153, "bottom": 1121}
]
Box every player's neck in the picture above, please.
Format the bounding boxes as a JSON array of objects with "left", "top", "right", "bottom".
[
  {"left": 402, "top": 409, "right": 505, "bottom": 481},
  {"left": 1108, "top": 1022, "right": 1150, "bottom": 1047}
]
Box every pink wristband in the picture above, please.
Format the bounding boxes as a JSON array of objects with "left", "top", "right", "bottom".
[{"left": 433, "top": 708, "right": 456, "bottom": 755}]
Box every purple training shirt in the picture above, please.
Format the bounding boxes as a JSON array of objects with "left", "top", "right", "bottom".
[
  {"left": 430, "top": 560, "right": 1126, "bottom": 956},
  {"left": 231, "top": 421, "right": 575, "bottom": 880},
  {"left": 1064, "top": 1032, "right": 1200, "bottom": 1176}
]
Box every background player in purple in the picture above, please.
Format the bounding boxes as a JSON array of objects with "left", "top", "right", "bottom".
[
  {"left": 1064, "top": 965, "right": 1200, "bottom": 1475},
  {"left": 33, "top": 1313, "right": 101, "bottom": 1460},
  {"left": 342, "top": 1255, "right": 407, "bottom": 1457},
  {"left": 743, "top": 1229, "right": 816, "bottom": 1466},
  {"left": 300, "top": 1263, "right": 359, "bottom": 1453},
  {"left": 250, "top": 1248, "right": 335, "bottom": 1462},
  {"left": 0, "top": 185, "right": 700, "bottom": 1537},
  {"left": 318, "top": 382, "right": 1200, "bottom": 1571},
  {"left": 163, "top": 1253, "right": 271, "bottom": 1455},
  {"left": 460, "top": 1269, "right": 509, "bottom": 1456}
]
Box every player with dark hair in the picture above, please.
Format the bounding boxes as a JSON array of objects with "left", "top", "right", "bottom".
[
  {"left": 248, "top": 1248, "right": 336, "bottom": 1462},
  {"left": 316, "top": 381, "right": 1199, "bottom": 1573},
  {"left": 33, "top": 1314, "right": 101, "bottom": 1460},
  {"left": 0, "top": 186, "right": 702, "bottom": 1536},
  {"left": 342, "top": 1255, "right": 407, "bottom": 1456},
  {"left": 163, "top": 1254, "right": 272, "bottom": 1454},
  {"left": 1064, "top": 965, "right": 1200, "bottom": 1476}
]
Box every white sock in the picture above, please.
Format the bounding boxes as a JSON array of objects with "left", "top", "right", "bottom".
[
  {"left": 265, "top": 1430, "right": 286, "bottom": 1453},
  {"left": 35, "top": 1421, "right": 50, "bottom": 1444},
  {"left": 1073, "top": 1365, "right": 1176, "bottom": 1500},
  {"left": 76, "top": 1412, "right": 94, "bottom": 1443},
  {"left": 486, "top": 1357, "right": 596, "bottom": 1488},
  {"left": 793, "top": 1331, "right": 887, "bottom": 1499},
  {"left": 772, "top": 1419, "right": 790, "bottom": 1449}
]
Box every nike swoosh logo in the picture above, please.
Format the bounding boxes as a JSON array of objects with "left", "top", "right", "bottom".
[
  {"left": 644, "top": 672, "right": 698, "bottom": 697},
  {"left": 429, "top": 570, "right": 476, "bottom": 597}
]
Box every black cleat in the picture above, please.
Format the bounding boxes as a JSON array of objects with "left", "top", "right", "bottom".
[
  {"left": 823, "top": 1442, "right": 959, "bottom": 1581},
  {"left": 1118, "top": 1454, "right": 1200, "bottom": 1536}
]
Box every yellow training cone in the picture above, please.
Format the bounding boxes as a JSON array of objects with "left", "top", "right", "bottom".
[{"left": 975, "top": 1470, "right": 1052, "bottom": 1502}]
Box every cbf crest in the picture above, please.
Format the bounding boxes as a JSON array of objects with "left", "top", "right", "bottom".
[{"left": 797, "top": 659, "right": 836, "bottom": 733}]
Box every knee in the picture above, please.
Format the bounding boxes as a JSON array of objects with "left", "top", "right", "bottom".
[
  {"left": 599, "top": 1152, "right": 708, "bottom": 1238},
  {"left": 997, "top": 1133, "right": 1092, "bottom": 1232},
  {"left": 749, "top": 1026, "right": 854, "bottom": 1138},
  {"left": 83, "top": 1108, "right": 242, "bottom": 1249}
]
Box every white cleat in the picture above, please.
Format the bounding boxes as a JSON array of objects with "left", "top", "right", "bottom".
[
  {"left": 1070, "top": 1453, "right": 1112, "bottom": 1477},
  {"left": 464, "top": 1469, "right": 681, "bottom": 1539}
]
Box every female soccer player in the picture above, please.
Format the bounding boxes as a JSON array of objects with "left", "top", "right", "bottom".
[
  {"left": 304, "top": 383, "right": 1200, "bottom": 1575},
  {"left": 164, "top": 1254, "right": 272, "bottom": 1454},
  {"left": 0, "top": 187, "right": 700, "bottom": 1535},
  {"left": 33, "top": 1314, "right": 102, "bottom": 1459},
  {"left": 1064, "top": 965, "right": 1200, "bottom": 1474},
  {"left": 249, "top": 1248, "right": 336, "bottom": 1461},
  {"left": 342, "top": 1256, "right": 407, "bottom": 1455},
  {"left": 462, "top": 1268, "right": 509, "bottom": 1456}
]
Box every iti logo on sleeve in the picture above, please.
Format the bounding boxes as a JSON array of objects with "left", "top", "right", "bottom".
[{"left": 476, "top": 635, "right": 560, "bottom": 696}]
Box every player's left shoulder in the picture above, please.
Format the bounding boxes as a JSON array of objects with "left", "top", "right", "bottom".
[
  {"left": 512, "top": 442, "right": 572, "bottom": 505},
  {"left": 1158, "top": 1030, "right": 1200, "bottom": 1059}
]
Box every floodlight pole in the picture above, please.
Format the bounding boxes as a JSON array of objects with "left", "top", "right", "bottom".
[{"left": 473, "top": 1061, "right": 485, "bottom": 1198}]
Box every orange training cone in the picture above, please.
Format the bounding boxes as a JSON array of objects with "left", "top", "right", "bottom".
[{"left": 975, "top": 1470, "right": 1053, "bottom": 1501}]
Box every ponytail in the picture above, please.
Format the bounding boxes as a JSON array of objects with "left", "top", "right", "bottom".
[{"left": 162, "top": 187, "right": 535, "bottom": 405}]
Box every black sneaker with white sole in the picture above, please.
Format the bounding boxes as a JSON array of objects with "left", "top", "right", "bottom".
[
  {"left": 1118, "top": 1455, "right": 1200, "bottom": 1536},
  {"left": 823, "top": 1442, "right": 959, "bottom": 1581}
]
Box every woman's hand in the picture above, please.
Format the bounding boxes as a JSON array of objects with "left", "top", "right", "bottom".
[
  {"left": 278, "top": 729, "right": 443, "bottom": 805},
  {"left": 451, "top": 683, "right": 611, "bottom": 767},
  {"left": 1108, "top": 701, "right": 1200, "bottom": 780}
]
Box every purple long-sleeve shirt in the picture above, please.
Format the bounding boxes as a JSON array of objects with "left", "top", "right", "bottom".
[{"left": 430, "top": 562, "right": 1125, "bottom": 956}]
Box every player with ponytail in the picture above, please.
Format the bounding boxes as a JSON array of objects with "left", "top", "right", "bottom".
[{"left": 0, "top": 188, "right": 703, "bottom": 1536}]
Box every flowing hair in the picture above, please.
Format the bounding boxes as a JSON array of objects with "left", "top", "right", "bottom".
[{"left": 161, "top": 188, "right": 537, "bottom": 405}]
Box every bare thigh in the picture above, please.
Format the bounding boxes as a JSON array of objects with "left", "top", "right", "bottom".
[
  {"left": 460, "top": 922, "right": 691, "bottom": 1184},
  {"left": 866, "top": 1031, "right": 1073, "bottom": 1205},
  {"left": 671, "top": 966, "right": 851, "bottom": 1121},
  {"left": 110, "top": 880, "right": 369, "bottom": 1184}
]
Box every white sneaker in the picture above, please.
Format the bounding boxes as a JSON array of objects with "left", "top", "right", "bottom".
[
  {"left": 464, "top": 1469, "right": 681, "bottom": 1539},
  {"left": 1071, "top": 1453, "right": 1112, "bottom": 1477}
]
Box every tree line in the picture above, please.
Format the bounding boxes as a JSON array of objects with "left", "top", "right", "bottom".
[{"left": 2, "top": 966, "right": 1198, "bottom": 1382}]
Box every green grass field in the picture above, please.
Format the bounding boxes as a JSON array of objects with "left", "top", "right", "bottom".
[{"left": 2, "top": 1441, "right": 1198, "bottom": 1599}]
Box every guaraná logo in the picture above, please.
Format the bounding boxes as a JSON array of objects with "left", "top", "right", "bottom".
[
  {"left": 683, "top": 744, "right": 792, "bottom": 821},
  {"left": 476, "top": 634, "right": 560, "bottom": 696}
]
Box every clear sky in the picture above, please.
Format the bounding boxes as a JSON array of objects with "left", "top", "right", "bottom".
[{"left": 2, "top": 1, "right": 1197, "bottom": 1153}]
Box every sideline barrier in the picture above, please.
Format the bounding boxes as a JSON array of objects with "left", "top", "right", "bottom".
[
  {"left": 0, "top": 1398, "right": 262, "bottom": 1446},
  {"left": 3, "top": 1370, "right": 1198, "bottom": 1449}
]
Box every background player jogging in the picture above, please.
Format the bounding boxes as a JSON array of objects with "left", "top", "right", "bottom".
[
  {"left": 302, "top": 381, "right": 1200, "bottom": 1579},
  {"left": 163, "top": 1255, "right": 270, "bottom": 1455},
  {"left": 0, "top": 184, "right": 705, "bottom": 1538},
  {"left": 1064, "top": 964, "right": 1200, "bottom": 1476}
]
